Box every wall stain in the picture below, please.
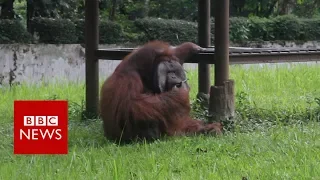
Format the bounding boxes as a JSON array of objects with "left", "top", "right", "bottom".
[
  {"left": 9, "top": 51, "right": 18, "bottom": 87},
  {"left": 0, "top": 75, "right": 4, "bottom": 85},
  {"left": 23, "top": 48, "right": 29, "bottom": 53}
]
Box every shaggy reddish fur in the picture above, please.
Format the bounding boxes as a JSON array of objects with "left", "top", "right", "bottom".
[{"left": 99, "top": 41, "right": 222, "bottom": 143}]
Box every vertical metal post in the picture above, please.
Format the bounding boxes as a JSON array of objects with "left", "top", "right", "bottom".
[
  {"left": 198, "top": 0, "right": 211, "bottom": 94},
  {"left": 214, "top": 0, "right": 230, "bottom": 85},
  {"left": 209, "top": 0, "right": 234, "bottom": 123},
  {"left": 85, "top": 0, "right": 99, "bottom": 117}
]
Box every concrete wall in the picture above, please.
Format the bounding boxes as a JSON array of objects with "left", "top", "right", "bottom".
[
  {"left": 1, "top": 41, "right": 320, "bottom": 86},
  {"left": 0, "top": 44, "right": 121, "bottom": 86}
]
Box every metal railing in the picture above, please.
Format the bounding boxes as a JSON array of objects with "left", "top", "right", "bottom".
[{"left": 95, "top": 47, "right": 320, "bottom": 64}]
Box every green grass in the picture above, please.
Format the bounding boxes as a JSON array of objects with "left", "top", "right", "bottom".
[
  {"left": 1, "top": 63, "right": 320, "bottom": 179},
  {"left": 1, "top": 123, "right": 320, "bottom": 179},
  {"left": 188, "top": 63, "right": 320, "bottom": 109}
]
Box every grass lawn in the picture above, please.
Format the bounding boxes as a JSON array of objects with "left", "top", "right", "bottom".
[{"left": 0, "top": 63, "right": 320, "bottom": 179}]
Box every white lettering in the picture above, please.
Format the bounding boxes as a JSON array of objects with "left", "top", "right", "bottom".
[
  {"left": 19, "top": 129, "right": 63, "bottom": 140},
  {"left": 20, "top": 129, "right": 30, "bottom": 140},
  {"left": 24, "top": 116, "right": 34, "bottom": 126},
  {"left": 31, "top": 129, "right": 39, "bottom": 140},
  {"left": 35, "top": 116, "right": 47, "bottom": 126},
  {"left": 23, "top": 116, "right": 59, "bottom": 126},
  {"left": 55, "top": 129, "right": 62, "bottom": 140},
  {"left": 40, "top": 129, "right": 55, "bottom": 139},
  {"left": 47, "top": 116, "right": 58, "bottom": 126}
]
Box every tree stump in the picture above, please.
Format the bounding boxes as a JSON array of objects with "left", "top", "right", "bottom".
[{"left": 209, "top": 79, "right": 235, "bottom": 122}]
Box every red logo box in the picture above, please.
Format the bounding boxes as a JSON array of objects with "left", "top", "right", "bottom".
[{"left": 14, "top": 100, "right": 68, "bottom": 155}]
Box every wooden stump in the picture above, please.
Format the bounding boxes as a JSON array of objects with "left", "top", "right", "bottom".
[{"left": 209, "top": 79, "right": 235, "bottom": 122}]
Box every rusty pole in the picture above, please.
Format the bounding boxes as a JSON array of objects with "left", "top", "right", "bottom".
[
  {"left": 197, "top": 0, "right": 211, "bottom": 95},
  {"left": 209, "top": 0, "right": 235, "bottom": 123},
  {"left": 214, "top": 0, "right": 230, "bottom": 85},
  {"left": 85, "top": 0, "right": 99, "bottom": 118}
]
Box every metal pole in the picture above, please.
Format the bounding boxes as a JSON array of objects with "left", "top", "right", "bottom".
[
  {"left": 198, "top": 0, "right": 211, "bottom": 94},
  {"left": 85, "top": 0, "right": 99, "bottom": 117},
  {"left": 214, "top": 0, "right": 230, "bottom": 86},
  {"left": 209, "top": 0, "right": 234, "bottom": 123}
]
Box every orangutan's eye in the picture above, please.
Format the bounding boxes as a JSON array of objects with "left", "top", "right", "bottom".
[{"left": 175, "top": 82, "right": 182, "bottom": 88}]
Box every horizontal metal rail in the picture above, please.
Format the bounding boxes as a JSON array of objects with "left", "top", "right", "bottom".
[{"left": 95, "top": 47, "right": 320, "bottom": 64}]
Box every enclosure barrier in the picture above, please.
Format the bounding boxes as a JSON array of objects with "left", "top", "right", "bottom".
[
  {"left": 84, "top": 0, "right": 320, "bottom": 123},
  {"left": 94, "top": 47, "right": 320, "bottom": 122},
  {"left": 96, "top": 47, "right": 320, "bottom": 64}
]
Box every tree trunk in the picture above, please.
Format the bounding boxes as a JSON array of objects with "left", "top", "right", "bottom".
[
  {"left": 109, "top": 0, "right": 117, "bottom": 21},
  {"left": 0, "top": 0, "right": 15, "bottom": 19},
  {"left": 279, "top": 0, "right": 289, "bottom": 15},
  {"left": 27, "top": 0, "right": 34, "bottom": 34},
  {"left": 144, "top": 0, "right": 149, "bottom": 16}
]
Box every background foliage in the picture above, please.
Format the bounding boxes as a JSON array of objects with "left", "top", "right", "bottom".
[
  {"left": 1, "top": 15, "right": 320, "bottom": 44},
  {"left": 2, "top": 0, "right": 320, "bottom": 20},
  {"left": 1, "top": 0, "right": 320, "bottom": 44}
]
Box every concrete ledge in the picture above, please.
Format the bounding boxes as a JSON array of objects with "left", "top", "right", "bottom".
[{"left": 1, "top": 41, "right": 320, "bottom": 86}]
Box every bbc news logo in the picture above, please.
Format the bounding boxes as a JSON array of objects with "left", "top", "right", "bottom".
[
  {"left": 24, "top": 116, "right": 59, "bottom": 126},
  {"left": 20, "top": 116, "right": 62, "bottom": 141},
  {"left": 14, "top": 100, "right": 68, "bottom": 155}
]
